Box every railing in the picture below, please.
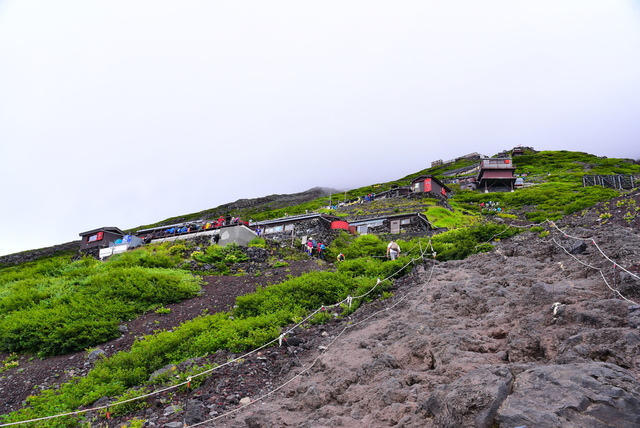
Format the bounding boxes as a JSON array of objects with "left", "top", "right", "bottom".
[{"left": 583, "top": 174, "right": 636, "bottom": 190}]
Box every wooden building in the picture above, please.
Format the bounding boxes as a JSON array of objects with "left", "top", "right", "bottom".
[
  {"left": 79, "top": 227, "right": 125, "bottom": 250},
  {"left": 255, "top": 213, "right": 342, "bottom": 246},
  {"left": 411, "top": 175, "right": 451, "bottom": 197},
  {"left": 348, "top": 212, "right": 434, "bottom": 235},
  {"left": 511, "top": 146, "right": 525, "bottom": 157},
  {"left": 476, "top": 157, "right": 517, "bottom": 193}
]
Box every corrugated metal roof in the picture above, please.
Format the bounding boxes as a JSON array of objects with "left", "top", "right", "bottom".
[
  {"left": 255, "top": 213, "right": 339, "bottom": 226},
  {"left": 79, "top": 227, "right": 124, "bottom": 236}
]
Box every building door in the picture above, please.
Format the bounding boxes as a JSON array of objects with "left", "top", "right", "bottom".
[{"left": 390, "top": 220, "right": 400, "bottom": 234}]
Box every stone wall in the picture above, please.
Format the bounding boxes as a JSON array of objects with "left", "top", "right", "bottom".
[
  {"left": 262, "top": 218, "right": 337, "bottom": 247},
  {"left": 367, "top": 216, "right": 434, "bottom": 236}
]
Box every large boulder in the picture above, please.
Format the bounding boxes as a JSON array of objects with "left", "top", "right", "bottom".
[
  {"left": 495, "top": 363, "right": 640, "bottom": 428},
  {"left": 424, "top": 366, "right": 514, "bottom": 428}
]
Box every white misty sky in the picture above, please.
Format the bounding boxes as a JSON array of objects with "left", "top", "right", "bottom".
[{"left": 1, "top": 1, "right": 639, "bottom": 256}]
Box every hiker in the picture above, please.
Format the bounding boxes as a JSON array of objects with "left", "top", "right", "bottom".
[
  {"left": 387, "top": 241, "right": 401, "bottom": 260},
  {"left": 317, "top": 242, "right": 326, "bottom": 260},
  {"left": 337, "top": 253, "right": 345, "bottom": 262},
  {"left": 306, "top": 239, "right": 314, "bottom": 256}
]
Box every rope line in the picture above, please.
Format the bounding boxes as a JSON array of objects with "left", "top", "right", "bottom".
[
  {"left": 186, "top": 243, "right": 438, "bottom": 427},
  {"left": 551, "top": 236, "right": 634, "bottom": 303},
  {"left": 547, "top": 221, "right": 640, "bottom": 281}
]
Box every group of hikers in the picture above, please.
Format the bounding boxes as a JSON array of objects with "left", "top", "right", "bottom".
[
  {"left": 203, "top": 215, "right": 249, "bottom": 230},
  {"left": 304, "top": 238, "right": 327, "bottom": 260},
  {"left": 154, "top": 215, "right": 249, "bottom": 238},
  {"left": 479, "top": 200, "right": 503, "bottom": 213},
  {"left": 327, "top": 193, "right": 377, "bottom": 210},
  {"left": 303, "top": 237, "right": 401, "bottom": 262}
]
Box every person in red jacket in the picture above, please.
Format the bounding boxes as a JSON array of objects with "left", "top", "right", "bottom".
[{"left": 317, "top": 242, "right": 326, "bottom": 260}]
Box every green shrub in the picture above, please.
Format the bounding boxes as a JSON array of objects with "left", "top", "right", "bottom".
[
  {"left": 234, "top": 271, "right": 356, "bottom": 319},
  {"left": 248, "top": 237, "right": 267, "bottom": 248},
  {"left": 105, "top": 387, "right": 150, "bottom": 417},
  {"left": 309, "top": 310, "right": 333, "bottom": 325},
  {"left": 429, "top": 223, "right": 521, "bottom": 261},
  {"left": 339, "top": 234, "right": 386, "bottom": 259},
  {"left": 192, "top": 243, "right": 248, "bottom": 264},
  {"left": 107, "top": 244, "right": 183, "bottom": 269},
  {"left": 0, "top": 265, "right": 201, "bottom": 355}
]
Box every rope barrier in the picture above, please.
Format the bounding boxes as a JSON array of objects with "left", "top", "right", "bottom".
[
  {"left": 547, "top": 221, "right": 640, "bottom": 281},
  {"left": 183, "top": 221, "right": 640, "bottom": 426},
  {"left": 551, "top": 236, "right": 635, "bottom": 303},
  {"left": 185, "top": 242, "right": 438, "bottom": 427}
]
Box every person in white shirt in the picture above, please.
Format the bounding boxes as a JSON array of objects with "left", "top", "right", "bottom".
[{"left": 387, "top": 241, "right": 400, "bottom": 260}]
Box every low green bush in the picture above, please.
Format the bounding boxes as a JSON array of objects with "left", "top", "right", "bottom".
[
  {"left": 192, "top": 243, "right": 249, "bottom": 264},
  {"left": 247, "top": 237, "right": 267, "bottom": 248},
  {"left": 0, "top": 262, "right": 202, "bottom": 356},
  {"left": 234, "top": 271, "right": 357, "bottom": 319},
  {"left": 107, "top": 244, "right": 184, "bottom": 269}
]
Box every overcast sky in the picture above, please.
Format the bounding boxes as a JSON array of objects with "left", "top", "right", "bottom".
[{"left": 1, "top": 1, "right": 639, "bottom": 256}]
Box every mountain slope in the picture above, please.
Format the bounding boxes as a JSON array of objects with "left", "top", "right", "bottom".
[{"left": 1, "top": 150, "right": 639, "bottom": 427}]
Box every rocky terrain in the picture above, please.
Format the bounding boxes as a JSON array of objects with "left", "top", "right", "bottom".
[
  {"left": 1, "top": 190, "right": 640, "bottom": 427},
  {"left": 211, "top": 215, "right": 640, "bottom": 427}
]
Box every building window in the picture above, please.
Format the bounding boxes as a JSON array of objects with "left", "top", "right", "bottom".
[
  {"left": 87, "top": 232, "right": 104, "bottom": 243},
  {"left": 357, "top": 225, "right": 369, "bottom": 234},
  {"left": 401, "top": 219, "right": 411, "bottom": 225},
  {"left": 284, "top": 224, "right": 294, "bottom": 231}
]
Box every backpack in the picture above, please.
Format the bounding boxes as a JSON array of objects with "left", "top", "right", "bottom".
[{"left": 390, "top": 242, "right": 399, "bottom": 251}]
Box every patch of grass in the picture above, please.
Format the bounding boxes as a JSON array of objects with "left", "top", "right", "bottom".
[{"left": 425, "top": 206, "right": 476, "bottom": 228}]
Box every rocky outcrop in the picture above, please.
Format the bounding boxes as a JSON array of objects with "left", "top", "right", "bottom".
[
  {"left": 0, "top": 240, "right": 80, "bottom": 266},
  {"left": 496, "top": 363, "right": 640, "bottom": 428}
]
